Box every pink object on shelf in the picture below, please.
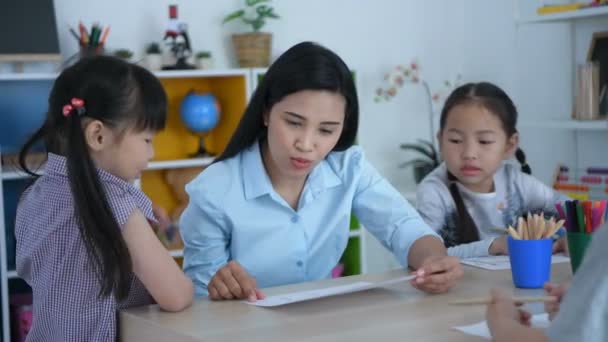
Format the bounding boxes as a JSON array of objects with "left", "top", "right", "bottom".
[
  {"left": 10, "top": 293, "right": 33, "bottom": 342},
  {"left": 581, "top": 176, "right": 602, "bottom": 184},
  {"left": 331, "top": 263, "right": 345, "bottom": 278}
]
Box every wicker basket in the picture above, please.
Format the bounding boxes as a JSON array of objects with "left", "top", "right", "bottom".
[{"left": 231, "top": 32, "right": 272, "bottom": 67}]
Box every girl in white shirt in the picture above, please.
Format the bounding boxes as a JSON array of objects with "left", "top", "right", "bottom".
[{"left": 416, "top": 82, "right": 568, "bottom": 258}]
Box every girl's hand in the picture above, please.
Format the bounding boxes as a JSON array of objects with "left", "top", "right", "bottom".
[
  {"left": 410, "top": 256, "right": 463, "bottom": 294},
  {"left": 486, "top": 288, "right": 532, "bottom": 333},
  {"left": 489, "top": 236, "right": 508, "bottom": 255},
  {"left": 208, "top": 261, "right": 265, "bottom": 302},
  {"left": 544, "top": 282, "right": 569, "bottom": 320},
  {"left": 552, "top": 237, "right": 568, "bottom": 256},
  {"left": 151, "top": 204, "right": 172, "bottom": 234}
]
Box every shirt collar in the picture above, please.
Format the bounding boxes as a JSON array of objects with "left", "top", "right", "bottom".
[
  {"left": 45, "top": 153, "right": 136, "bottom": 193},
  {"left": 242, "top": 142, "right": 275, "bottom": 200},
  {"left": 241, "top": 142, "right": 342, "bottom": 201}
]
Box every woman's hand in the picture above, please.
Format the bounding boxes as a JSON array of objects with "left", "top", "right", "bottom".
[
  {"left": 410, "top": 256, "right": 463, "bottom": 294},
  {"left": 208, "top": 261, "right": 265, "bottom": 302},
  {"left": 552, "top": 237, "right": 568, "bottom": 256}
]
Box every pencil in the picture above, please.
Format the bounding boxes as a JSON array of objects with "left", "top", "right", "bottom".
[
  {"left": 100, "top": 26, "right": 111, "bottom": 45},
  {"left": 449, "top": 295, "right": 557, "bottom": 306}
]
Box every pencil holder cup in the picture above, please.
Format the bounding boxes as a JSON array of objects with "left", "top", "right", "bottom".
[
  {"left": 79, "top": 44, "right": 104, "bottom": 59},
  {"left": 567, "top": 232, "right": 592, "bottom": 273},
  {"left": 508, "top": 236, "right": 552, "bottom": 288}
]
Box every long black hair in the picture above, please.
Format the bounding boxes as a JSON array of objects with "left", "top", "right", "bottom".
[
  {"left": 215, "top": 41, "right": 358, "bottom": 162},
  {"left": 18, "top": 56, "right": 167, "bottom": 299},
  {"left": 439, "top": 82, "right": 530, "bottom": 245}
]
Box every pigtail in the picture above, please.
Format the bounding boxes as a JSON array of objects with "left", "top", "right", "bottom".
[
  {"left": 515, "top": 148, "right": 531, "bottom": 175},
  {"left": 447, "top": 172, "right": 480, "bottom": 245},
  {"left": 64, "top": 99, "right": 132, "bottom": 300}
]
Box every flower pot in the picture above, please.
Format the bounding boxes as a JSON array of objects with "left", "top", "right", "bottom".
[
  {"left": 231, "top": 32, "right": 272, "bottom": 67},
  {"left": 196, "top": 57, "right": 213, "bottom": 70},
  {"left": 145, "top": 54, "right": 163, "bottom": 71}
]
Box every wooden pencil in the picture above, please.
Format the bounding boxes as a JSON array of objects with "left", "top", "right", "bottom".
[{"left": 449, "top": 295, "right": 557, "bottom": 306}]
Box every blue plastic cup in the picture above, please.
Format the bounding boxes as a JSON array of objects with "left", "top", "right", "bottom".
[{"left": 507, "top": 236, "right": 553, "bottom": 288}]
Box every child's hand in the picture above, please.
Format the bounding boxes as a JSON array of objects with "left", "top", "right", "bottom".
[
  {"left": 486, "top": 288, "right": 532, "bottom": 333},
  {"left": 410, "top": 256, "right": 463, "bottom": 294},
  {"left": 489, "top": 236, "right": 508, "bottom": 255},
  {"left": 208, "top": 261, "right": 265, "bottom": 302},
  {"left": 552, "top": 236, "right": 568, "bottom": 256},
  {"left": 544, "top": 282, "right": 569, "bottom": 320},
  {"left": 150, "top": 204, "right": 172, "bottom": 235}
]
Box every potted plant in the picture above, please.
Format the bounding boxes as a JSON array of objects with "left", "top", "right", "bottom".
[
  {"left": 223, "top": 0, "right": 280, "bottom": 67},
  {"left": 195, "top": 51, "right": 213, "bottom": 69},
  {"left": 144, "top": 42, "right": 163, "bottom": 71},
  {"left": 113, "top": 48, "right": 133, "bottom": 62},
  {"left": 399, "top": 139, "right": 441, "bottom": 183}
]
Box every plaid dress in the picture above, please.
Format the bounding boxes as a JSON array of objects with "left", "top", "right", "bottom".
[{"left": 15, "top": 153, "right": 155, "bottom": 341}]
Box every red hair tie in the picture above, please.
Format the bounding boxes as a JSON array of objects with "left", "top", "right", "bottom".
[{"left": 62, "top": 97, "right": 86, "bottom": 117}]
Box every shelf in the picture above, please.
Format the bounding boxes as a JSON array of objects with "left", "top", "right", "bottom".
[
  {"left": 154, "top": 68, "right": 249, "bottom": 79},
  {"left": 348, "top": 230, "right": 361, "bottom": 238},
  {"left": 0, "top": 69, "right": 250, "bottom": 82},
  {"left": 1, "top": 157, "right": 215, "bottom": 180},
  {"left": 0, "top": 73, "right": 57, "bottom": 81},
  {"left": 1, "top": 169, "right": 38, "bottom": 181},
  {"left": 146, "top": 157, "right": 214, "bottom": 170},
  {"left": 519, "top": 119, "right": 608, "bottom": 130},
  {"left": 169, "top": 249, "right": 184, "bottom": 258},
  {"left": 520, "top": 6, "right": 608, "bottom": 23},
  {"left": 7, "top": 270, "right": 18, "bottom": 279}
]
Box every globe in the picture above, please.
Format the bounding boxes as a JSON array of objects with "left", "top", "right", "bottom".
[{"left": 180, "top": 92, "right": 221, "bottom": 156}]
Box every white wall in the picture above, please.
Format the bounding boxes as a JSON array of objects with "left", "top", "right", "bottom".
[
  {"left": 51, "top": 0, "right": 466, "bottom": 194},
  {"left": 49, "top": 1, "right": 602, "bottom": 273}
]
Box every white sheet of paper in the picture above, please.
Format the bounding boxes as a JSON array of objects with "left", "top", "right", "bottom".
[
  {"left": 453, "top": 313, "right": 551, "bottom": 340},
  {"left": 248, "top": 275, "right": 415, "bottom": 307},
  {"left": 461, "top": 254, "right": 570, "bottom": 271}
]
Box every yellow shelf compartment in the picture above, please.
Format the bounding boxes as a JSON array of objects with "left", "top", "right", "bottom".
[{"left": 141, "top": 70, "right": 249, "bottom": 222}]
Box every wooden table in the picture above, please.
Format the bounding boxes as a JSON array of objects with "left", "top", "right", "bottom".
[{"left": 121, "top": 263, "right": 572, "bottom": 341}]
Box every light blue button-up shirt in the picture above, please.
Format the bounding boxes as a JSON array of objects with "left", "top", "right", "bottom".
[{"left": 180, "top": 142, "right": 438, "bottom": 297}]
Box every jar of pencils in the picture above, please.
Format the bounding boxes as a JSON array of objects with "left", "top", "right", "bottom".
[
  {"left": 567, "top": 232, "right": 592, "bottom": 273},
  {"left": 79, "top": 44, "right": 104, "bottom": 59},
  {"left": 556, "top": 199, "right": 606, "bottom": 273}
]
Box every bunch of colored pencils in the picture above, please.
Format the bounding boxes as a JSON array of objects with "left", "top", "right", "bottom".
[
  {"left": 69, "top": 22, "right": 110, "bottom": 53},
  {"left": 555, "top": 200, "right": 607, "bottom": 233},
  {"left": 507, "top": 213, "right": 564, "bottom": 240}
]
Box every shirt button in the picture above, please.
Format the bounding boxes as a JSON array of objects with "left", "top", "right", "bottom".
[
  {"left": 291, "top": 216, "right": 299, "bottom": 223},
  {"left": 296, "top": 261, "right": 303, "bottom": 267}
]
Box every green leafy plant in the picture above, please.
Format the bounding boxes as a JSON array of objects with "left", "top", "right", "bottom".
[
  {"left": 399, "top": 139, "right": 441, "bottom": 183},
  {"left": 146, "top": 42, "right": 162, "bottom": 54},
  {"left": 223, "top": 0, "right": 280, "bottom": 32},
  {"left": 114, "top": 49, "right": 133, "bottom": 60},
  {"left": 196, "top": 51, "right": 212, "bottom": 59}
]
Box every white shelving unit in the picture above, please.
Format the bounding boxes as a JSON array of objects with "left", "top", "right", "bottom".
[
  {"left": 519, "top": 5, "right": 608, "bottom": 24},
  {"left": 520, "top": 119, "right": 608, "bottom": 130},
  {"left": 0, "top": 150, "right": 9, "bottom": 342},
  {"left": 1, "top": 157, "right": 215, "bottom": 181},
  {"left": 515, "top": 1, "right": 608, "bottom": 184}
]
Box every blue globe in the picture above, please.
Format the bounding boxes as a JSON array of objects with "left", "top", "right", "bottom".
[{"left": 180, "top": 93, "right": 220, "bottom": 133}]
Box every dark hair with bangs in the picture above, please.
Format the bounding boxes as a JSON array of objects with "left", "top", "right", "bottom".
[
  {"left": 439, "top": 82, "right": 529, "bottom": 246},
  {"left": 18, "top": 55, "right": 167, "bottom": 300},
  {"left": 215, "top": 41, "right": 358, "bottom": 162}
]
